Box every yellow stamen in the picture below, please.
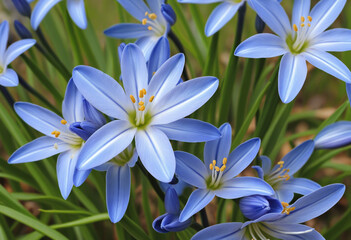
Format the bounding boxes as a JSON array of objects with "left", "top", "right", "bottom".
[
  {"left": 293, "top": 24, "right": 298, "bottom": 32},
  {"left": 220, "top": 165, "right": 226, "bottom": 172},
  {"left": 130, "top": 95, "right": 136, "bottom": 103},
  {"left": 61, "top": 119, "right": 67, "bottom": 125},
  {"left": 149, "top": 96, "right": 155, "bottom": 102},
  {"left": 281, "top": 202, "right": 296, "bottom": 215},
  {"left": 215, "top": 166, "right": 220, "bottom": 172},
  {"left": 222, "top": 157, "right": 227, "bottom": 165},
  {"left": 212, "top": 160, "right": 216, "bottom": 166},
  {"left": 142, "top": 88, "right": 146, "bottom": 95},
  {"left": 301, "top": 23, "right": 305, "bottom": 27},
  {"left": 149, "top": 13, "right": 157, "bottom": 20},
  {"left": 139, "top": 105, "right": 145, "bottom": 111},
  {"left": 139, "top": 90, "right": 144, "bottom": 98},
  {"left": 148, "top": 26, "right": 153, "bottom": 31},
  {"left": 308, "top": 16, "right": 312, "bottom": 22},
  {"left": 138, "top": 101, "right": 145, "bottom": 106},
  {"left": 142, "top": 18, "right": 147, "bottom": 25},
  {"left": 209, "top": 164, "right": 213, "bottom": 170},
  {"left": 145, "top": 11, "right": 148, "bottom": 16},
  {"left": 308, "top": 23, "right": 311, "bottom": 27},
  {"left": 281, "top": 202, "right": 289, "bottom": 208},
  {"left": 54, "top": 131, "right": 61, "bottom": 138},
  {"left": 51, "top": 130, "right": 57, "bottom": 135},
  {"left": 152, "top": 71, "right": 156, "bottom": 76},
  {"left": 301, "top": 16, "right": 305, "bottom": 22}
]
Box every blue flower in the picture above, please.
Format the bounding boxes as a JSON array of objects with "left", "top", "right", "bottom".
[
  {"left": 12, "top": 0, "right": 32, "bottom": 17},
  {"left": 235, "top": 0, "right": 351, "bottom": 103},
  {"left": 30, "top": 0, "right": 87, "bottom": 30},
  {"left": 192, "top": 184, "right": 345, "bottom": 240},
  {"left": 315, "top": 121, "right": 351, "bottom": 149},
  {"left": 252, "top": 140, "right": 320, "bottom": 203},
  {"left": 8, "top": 80, "right": 106, "bottom": 199},
  {"left": 72, "top": 43, "right": 220, "bottom": 183},
  {"left": 175, "top": 123, "right": 274, "bottom": 222},
  {"left": 160, "top": 175, "right": 189, "bottom": 196},
  {"left": 104, "top": 0, "right": 174, "bottom": 60},
  {"left": 0, "top": 21, "right": 36, "bottom": 87},
  {"left": 153, "top": 187, "right": 192, "bottom": 233}
]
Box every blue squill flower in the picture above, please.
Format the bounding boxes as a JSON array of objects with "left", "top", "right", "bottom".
[
  {"left": 12, "top": 0, "right": 31, "bottom": 17},
  {"left": 160, "top": 175, "right": 189, "bottom": 196},
  {"left": 252, "top": 140, "right": 320, "bottom": 203},
  {"left": 192, "top": 184, "right": 345, "bottom": 240},
  {"left": 175, "top": 123, "right": 274, "bottom": 222},
  {"left": 235, "top": 0, "right": 351, "bottom": 103},
  {"left": 8, "top": 80, "right": 106, "bottom": 199},
  {"left": 30, "top": 0, "right": 87, "bottom": 30},
  {"left": 14, "top": 20, "right": 33, "bottom": 39},
  {"left": 104, "top": 0, "right": 175, "bottom": 60},
  {"left": 72, "top": 43, "right": 220, "bottom": 183},
  {"left": 153, "top": 187, "right": 192, "bottom": 233},
  {"left": 0, "top": 21, "right": 36, "bottom": 87},
  {"left": 315, "top": 121, "right": 351, "bottom": 149}
]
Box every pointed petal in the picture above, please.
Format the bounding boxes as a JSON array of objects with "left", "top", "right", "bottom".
[
  {"left": 117, "top": 0, "right": 150, "bottom": 21},
  {"left": 57, "top": 150, "right": 78, "bottom": 199},
  {"left": 67, "top": 0, "right": 87, "bottom": 29},
  {"left": 235, "top": 33, "right": 287, "bottom": 58},
  {"left": 77, "top": 120, "right": 136, "bottom": 170},
  {"left": 104, "top": 23, "right": 153, "bottom": 39},
  {"left": 31, "top": 0, "right": 61, "bottom": 30},
  {"left": 205, "top": 2, "right": 242, "bottom": 37},
  {"left": 146, "top": 0, "right": 162, "bottom": 16},
  {"left": 292, "top": 0, "right": 310, "bottom": 26},
  {"left": 148, "top": 37, "right": 170, "bottom": 82},
  {"left": 192, "top": 222, "right": 246, "bottom": 240},
  {"left": 303, "top": 49, "right": 351, "bottom": 83},
  {"left": 0, "top": 21, "right": 9, "bottom": 59},
  {"left": 147, "top": 53, "right": 184, "bottom": 105},
  {"left": 252, "top": 166, "right": 264, "bottom": 179},
  {"left": 165, "top": 187, "right": 180, "bottom": 214},
  {"left": 222, "top": 138, "right": 261, "bottom": 181},
  {"left": 260, "top": 155, "right": 272, "bottom": 175},
  {"left": 72, "top": 65, "right": 133, "bottom": 120},
  {"left": 62, "top": 79, "right": 84, "bottom": 123},
  {"left": 204, "top": 123, "right": 232, "bottom": 172},
  {"left": 175, "top": 151, "right": 208, "bottom": 189},
  {"left": 178, "top": 0, "right": 222, "bottom": 3},
  {"left": 106, "top": 164, "right": 131, "bottom": 223},
  {"left": 151, "top": 76, "right": 218, "bottom": 125},
  {"left": 179, "top": 189, "right": 215, "bottom": 222},
  {"left": 312, "top": 28, "right": 351, "bottom": 52},
  {"left": 309, "top": 0, "right": 346, "bottom": 38},
  {"left": 73, "top": 169, "right": 91, "bottom": 187},
  {"left": 261, "top": 223, "right": 317, "bottom": 240},
  {"left": 152, "top": 214, "right": 168, "bottom": 233},
  {"left": 215, "top": 177, "right": 274, "bottom": 199},
  {"left": 278, "top": 53, "right": 307, "bottom": 103},
  {"left": 248, "top": 0, "right": 290, "bottom": 37},
  {"left": 5, "top": 39, "right": 36, "bottom": 65},
  {"left": 0, "top": 69, "right": 19, "bottom": 87},
  {"left": 82, "top": 100, "right": 106, "bottom": 127},
  {"left": 315, "top": 121, "right": 351, "bottom": 149},
  {"left": 135, "top": 36, "right": 159, "bottom": 61},
  {"left": 135, "top": 126, "right": 175, "bottom": 182},
  {"left": 156, "top": 119, "right": 221, "bottom": 143},
  {"left": 280, "top": 178, "right": 321, "bottom": 196},
  {"left": 8, "top": 136, "right": 70, "bottom": 164},
  {"left": 275, "top": 189, "right": 295, "bottom": 203},
  {"left": 14, "top": 102, "right": 70, "bottom": 136}
]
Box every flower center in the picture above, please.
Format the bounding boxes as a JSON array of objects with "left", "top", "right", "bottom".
[
  {"left": 206, "top": 158, "right": 227, "bottom": 190},
  {"left": 142, "top": 12, "right": 165, "bottom": 36},
  {"left": 281, "top": 202, "right": 295, "bottom": 215},
  {"left": 129, "top": 89, "right": 154, "bottom": 128},
  {"left": 247, "top": 223, "right": 270, "bottom": 240},
  {"left": 0, "top": 66, "right": 3, "bottom": 74},
  {"left": 266, "top": 161, "right": 291, "bottom": 188},
  {"left": 286, "top": 16, "right": 313, "bottom": 54},
  {"left": 112, "top": 146, "right": 135, "bottom": 166},
  {"left": 51, "top": 119, "right": 83, "bottom": 148}
]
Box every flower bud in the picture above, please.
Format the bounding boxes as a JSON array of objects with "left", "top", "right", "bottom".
[
  {"left": 12, "top": 0, "right": 31, "bottom": 18},
  {"left": 239, "top": 195, "right": 283, "bottom": 220},
  {"left": 161, "top": 4, "right": 176, "bottom": 26},
  {"left": 314, "top": 121, "right": 351, "bottom": 149},
  {"left": 14, "top": 20, "right": 32, "bottom": 39},
  {"left": 255, "top": 15, "right": 265, "bottom": 33}
]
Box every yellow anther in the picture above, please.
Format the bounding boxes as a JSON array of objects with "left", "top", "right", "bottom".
[
  {"left": 149, "top": 96, "right": 155, "bottom": 102},
  {"left": 145, "top": 11, "right": 148, "bottom": 16},
  {"left": 148, "top": 26, "right": 153, "bottom": 31},
  {"left": 152, "top": 71, "right": 156, "bottom": 76},
  {"left": 209, "top": 164, "right": 213, "bottom": 170},
  {"left": 308, "top": 16, "right": 312, "bottom": 22},
  {"left": 215, "top": 166, "right": 220, "bottom": 172},
  {"left": 142, "top": 18, "right": 147, "bottom": 25},
  {"left": 283, "top": 174, "right": 290, "bottom": 181},
  {"left": 293, "top": 24, "right": 298, "bottom": 32},
  {"left": 281, "top": 202, "right": 289, "bottom": 208},
  {"left": 139, "top": 105, "right": 145, "bottom": 111},
  {"left": 138, "top": 101, "right": 145, "bottom": 106},
  {"left": 282, "top": 205, "right": 296, "bottom": 215},
  {"left": 277, "top": 161, "right": 284, "bottom": 165},
  {"left": 222, "top": 158, "right": 227, "bottom": 165},
  {"left": 301, "top": 16, "right": 305, "bottom": 22},
  {"left": 283, "top": 168, "right": 290, "bottom": 173},
  {"left": 142, "top": 88, "right": 146, "bottom": 95},
  {"left": 51, "top": 130, "right": 57, "bottom": 135},
  {"left": 212, "top": 160, "right": 216, "bottom": 166},
  {"left": 220, "top": 165, "right": 226, "bottom": 172},
  {"left": 149, "top": 13, "right": 157, "bottom": 20},
  {"left": 301, "top": 23, "right": 305, "bottom": 27},
  {"left": 139, "top": 90, "right": 144, "bottom": 98},
  {"left": 130, "top": 95, "right": 136, "bottom": 103},
  {"left": 54, "top": 131, "right": 61, "bottom": 138},
  {"left": 308, "top": 23, "right": 311, "bottom": 27},
  {"left": 61, "top": 119, "right": 67, "bottom": 125}
]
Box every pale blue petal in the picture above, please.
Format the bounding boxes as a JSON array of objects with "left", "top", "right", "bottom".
[
  {"left": 179, "top": 189, "right": 215, "bottom": 222},
  {"left": 292, "top": 0, "right": 310, "bottom": 26},
  {"left": 146, "top": 0, "right": 163, "bottom": 16},
  {"left": 0, "top": 69, "right": 19, "bottom": 87},
  {"left": 215, "top": 177, "right": 274, "bottom": 199},
  {"left": 121, "top": 44, "right": 148, "bottom": 102},
  {"left": 312, "top": 29, "right": 351, "bottom": 52},
  {"left": 174, "top": 151, "right": 208, "bottom": 189},
  {"left": 205, "top": 2, "right": 242, "bottom": 37},
  {"left": 156, "top": 119, "right": 221, "bottom": 143},
  {"left": 275, "top": 189, "right": 295, "bottom": 203},
  {"left": 151, "top": 76, "right": 218, "bottom": 124},
  {"left": 94, "top": 162, "right": 114, "bottom": 172},
  {"left": 178, "top": 0, "right": 222, "bottom": 3},
  {"left": 192, "top": 223, "right": 246, "bottom": 240},
  {"left": 57, "top": 150, "right": 78, "bottom": 199},
  {"left": 165, "top": 187, "right": 180, "bottom": 214},
  {"left": 72, "top": 65, "right": 133, "bottom": 120},
  {"left": 315, "top": 121, "right": 351, "bottom": 149},
  {"left": 222, "top": 138, "right": 261, "bottom": 181},
  {"left": 0, "top": 21, "right": 9, "bottom": 60},
  {"left": 104, "top": 24, "right": 153, "bottom": 39},
  {"left": 135, "top": 126, "right": 175, "bottom": 182},
  {"left": 261, "top": 223, "right": 317, "bottom": 240},
  {"left": 67, "top": 0, "right": 87, "bottom": 29},
  {"left": 252, "top": 166, "right": 264, "bottom": 179},
  {"left": 5, "top": 39, "right": 36, "bottom": 66},
  {"left": 235, "top": 33, "right": 287, "bottom": 58},
  {"left": 117, "top": 0, "right": 150, "bottom": 21},
  {"left": 147, "top": 53, "right": 184, "bottom": 104},
  {"left": 280, "top": 178, "right": 321, "bottom": 196},
  {"left": 148, "top": 37, "right": 170, "bottom": 82},
  {"left": 278, "top": 53, "right": 307, "bottom": 103},
  {"left": 62, "top": 79, "right": 84, "bottom": 123},
  {"left": 260, "top": 155, "right": 272, "bottom": 175},
  {"left": 347, "top": 84, "right": 351, "bottom": 108},
  {"left": 31, "top": 0, "right": 61, "bottom": 30},
  {"left": 248, "top": 0, "right": 290, "bottom": 37},
  {"left": 73, "top": 169, "right": 91, "bottom": 187},
  {"left": 309, "top": 0, "right": 346, "bottom": 38},
  {"left": 135, "top": 36, "right": 160, "bottom": 61},
  {"left": 77, "top": 120, "right": 136, "bottom": 170},
  {"left": 204, "top": 123, "right": 232, "bottom": 174},
  {"left": 127, "top": 148, "right": 138, "bottom": 167},
  {"left": 82, "top": 100, "right": 106, "bottom": 127},
  {"left": 303, "top": 49, "right": 351, "bottom": 83},
  {"left": 106, "top": 164, "right": 131, "bottom": 223},
  {"left": 8, "top": 137, "right": 70, "bottom": 164}
]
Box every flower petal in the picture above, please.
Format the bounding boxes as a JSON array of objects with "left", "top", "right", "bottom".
[
  {"left": 67, "top": 0, "right": 87, "bottom": 29},
  {"left": 31, "top": 0, "right": 61, "bottom": 30},
  {"left": 5, "top": 39, "right": 36, "bottom": 66},
  {"left": 62, "top": 79, "right": 84, "bottom": 123},
  {"left": 77, "top": 120, "right": 136, "bottom": 170},
  {"left": 205, "top": 2, "right": 242, "bottom": 37},
  {"left": 222, "top": 138, "right": 261, "bottom": 181},
  {"left": 57, "top": 150, "right": 78, "bottom": 199},
  {"left": 147, "top": 37, "right": 170, "bottom": 82},
  {"left": 165, "top": 187, "right": 180, "bottom": 214},
  {"left": 151, "top": 76, "right": 218, "bottom": 125},
  {"left": 156, "top": 118, "right": 221, "bottom": 143},
  {"left": 73, "top": 65, "right": 133, "bottom": 120},
  {"left": 104, "top": 23, "right": 153, "bottom": 39},
  {"left": 278, "top": 53, "right": 307, "bottom": 103},
  {"left": 235, "top": 33, "right": 287, "bottom": 58},
  {"left": 215, "top": 177, "right": 274, "bottom": 199},
  {"left": 252, "top": 166, "right": 264, "bottom": 179},
  {"left": 135, "top": 126, "right": 175, "bottom": 182},
  {"left": 152, "top": 214, "right": 168, "bottom": 233},
  {"left": 274, "top": 189, "right": 295, "bottom": 203},
  {"left": 314, "top": 121, "right": 351, "bottom": 149},
  {"left": 309, "top": 0, "right": 346, "bottom": 38},
  {"left": 135, "top": 36, "right": 160, "bottom": 60},
  {"left": 73, "top": 169, "right": 91, "bottom": 187},
  {"left": 312, "top": 28, "right": 351, "bottom": 52},
  {"left": 192, "top": 222, "right": 246, "bottom": 240},
  {"left": 106, "top": 164, "right": 131, "bottom": 223},
  {"left": 0, "top": 69, "right": 19, "bottom": 87},
  {"left": 117, "top": 0, "right": 150, "bottom": 21},
  {"left": 260, "top": 155, "right": 272, "bottom": 175},
  {"left": 82, "top": 100, "right": 106, "bottom": 127},
  {"left": 303, "top": 49, "right": 351, "bottom": 83},
  {"left": 8, "top": 136, "right": 70, "bottom": 164},
  {"left": 175, "top": 151, "right": 208, "bottom": 189},
  {"left": 280, "top": 178, "right": 321, "bottom": 196},
  {"left": 261, "top": 223, "right": 317, "bottom": 240},
  {"left": 292, "top": 0, "right": 310, "bottom": 26},
  {"left": 179, "top": 189, "right": 215, "bottom": 222},
  {"left": 178, "top": 0, "right": 222, "bottom": 3},
  {"left": 0, "top": 21, "right": 9, "bottom": 60}
]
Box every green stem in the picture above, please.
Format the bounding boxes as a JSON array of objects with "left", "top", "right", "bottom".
[{"left": 169, "top": 30, "right": 190, "bottom": 81}]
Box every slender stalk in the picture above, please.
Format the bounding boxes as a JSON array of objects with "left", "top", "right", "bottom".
[
  {"left": 137, "top": 161, "right": 165, "bottom": 200},
  {"left": 168, "top": 30, "right": 190, "bottom": 81},
  {"left": 200, "top": 208, "right": 209, "bottom": 228},
  {"left": 0, "top": 87, "right": 15, "bottom": 107}
]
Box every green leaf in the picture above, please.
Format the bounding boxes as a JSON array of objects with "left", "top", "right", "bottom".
[
  {"left": 323, "top": 206, "right": 351, "bottom": 240},
  {"left": 316, "top": 100, "right": 349, "bottom": 133}
]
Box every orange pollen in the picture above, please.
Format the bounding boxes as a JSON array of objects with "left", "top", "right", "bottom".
[
  {"left": 142, "top": 18, "right": 147, "bottom": 25},
  {"left": 149, "top": 13, "right": 157, "bottom": 20},
  {"left": 149, "top": 96, "right": 155, "bottom": 102},
  {"left": 139, "top": 105, "right": 145, "bottom": 111},
  {"left": 138, "top": 101, "right": 145, "bottom": 106},
  {"left": 308, "top": 16, "right": 312, "bottom": 22},
  {"left": 61, "top": 119, "right": 67, "bottom": 125},
  {"left": 148, "top": 26, "right": 153, "bottom": 31},
  {"left": 130, "top": 95, "right": 136, "bottom": 103},
  {"left": 293, "top": 24, "right": 298, "bottom": 32}
]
